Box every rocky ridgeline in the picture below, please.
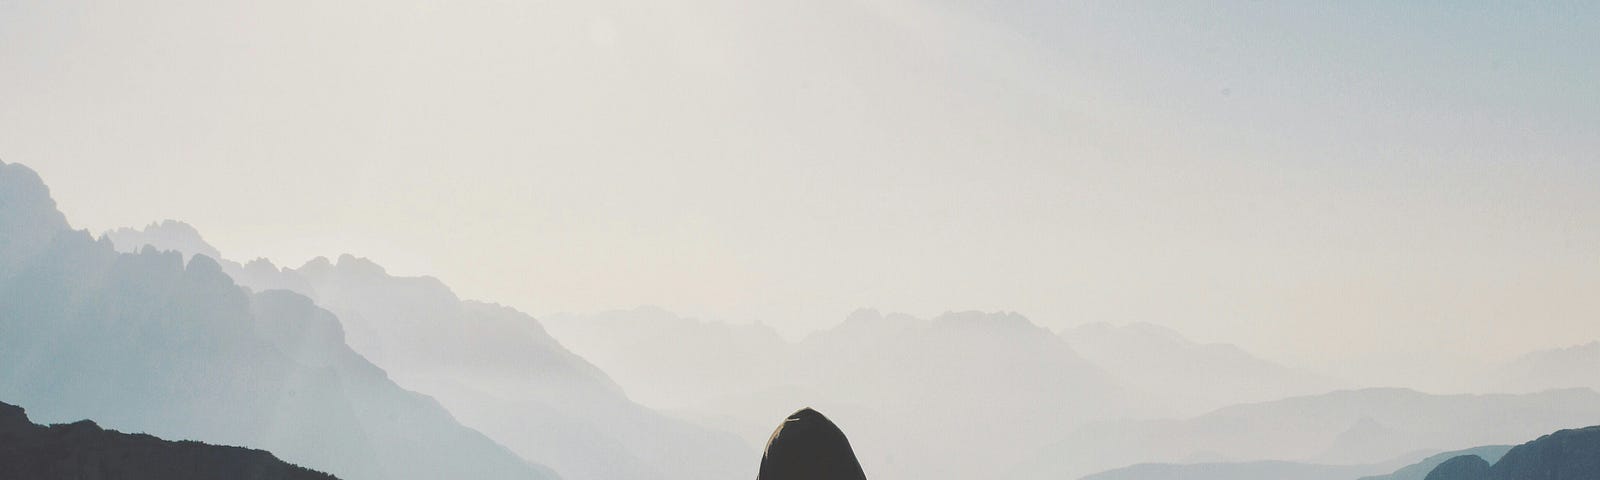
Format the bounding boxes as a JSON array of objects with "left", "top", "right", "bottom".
[{"left": 0, "top": 400, "right": 336, "bottom": 480}]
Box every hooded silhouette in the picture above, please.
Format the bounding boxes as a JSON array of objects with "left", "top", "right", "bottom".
[{"left": 757, "top": 408, "right": 868, "bottom": 480}]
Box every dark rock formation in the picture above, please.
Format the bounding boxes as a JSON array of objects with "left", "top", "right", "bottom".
[
  {"left": 1423, "top": 425, "right": 1600, "bottom": 480},
  {"left": 1360, "top": 445, "right": 1511, "bottom": 480},
  {"left": 1423, "top": 455, "right": 1489, "bottom": 480},
  {"left": 0, "top": 400, "right": 336, "bottom": 480},
  {"left": 757, "top": 408, "right": 867, "bottom": 480},
  {"left": 1489, "top": 425, "right": 1600, "bottom": 480}
]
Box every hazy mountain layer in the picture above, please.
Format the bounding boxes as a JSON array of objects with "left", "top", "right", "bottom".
[
  {"left": 1080, "top": 444, "right": 1513, "bottom": 480},
  {"left": 0, "top": 400, "right": 336, "bottom": 480},
  {"left": 1361, "top": 446, "right": 1512, "bottom": 480},
  {"left": 0, "top": 161, "right": 553, "bottom": 480},
  {"left": 1080, "top": 460, "right": 1394, "bottom": 480},
  {"left": 547, "top": 307, "right": 1144, "bottom": 480},
  {"left": 1061, "top": 322, "right": 1344, "bottom": 415},
  {"left": 1011, "top": 387, "right": 1600, "bottom": 480},
  {"left": 107, "top": 223, "right": 754, "bottom": 480},
  {"left": 1483, "top": 341, "right": 1600, "bottom": 394}
]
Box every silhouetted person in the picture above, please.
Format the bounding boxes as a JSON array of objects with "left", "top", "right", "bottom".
[{"left": 757, "top": 408, "right": 867, "bottom": 480}]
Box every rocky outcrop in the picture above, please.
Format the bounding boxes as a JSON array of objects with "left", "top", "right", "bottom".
[
  {"left": 1488, "top": 426, "right": 1600, "bottom": 480},
  {"left": 0, "top": 400, "right": 336, "bottom": 480},
  {"left": 1424, "top": 425, "right": 1600, "bottom": 480}
]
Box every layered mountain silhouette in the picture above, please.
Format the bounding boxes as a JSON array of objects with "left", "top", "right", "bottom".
[
  {"left": 757, "top": 408, "right": 867, "bottom": 480},
  {"left": 1010, "top": 387, "right": 1600, "bottom": 480},
  {"left": 1080, "top": 460, "right": 1397, "bottom": 480},
  {"left": 0, "top": 400, "right": 335, "bottom": 480},
  {"left": 541, "top": 306, "right": 797, "bottom": 411},
  {"left": 547, "top": 307, "right": 1145, "bottom": 480},
  {"left": 1481, "top": 341, "right": 1600, "bottom": 394},
  {"left": 1080, "top": 444, "right": 1513, "bottom": 480},
  {"left": 1361, "top": 445, "right": 1512, "bottom": 480},
  {"left": 0, "top": 161, "right": 553, "bottom": 480},
  {"left": 1060, "top": 322, "right": 1343, "bottom": 415},
  {"left": 106, "top": 223, "right": 754, "bottom": 479},
  {"left": 1424, "top": 426, "right": 1600, "bottom": 480}
]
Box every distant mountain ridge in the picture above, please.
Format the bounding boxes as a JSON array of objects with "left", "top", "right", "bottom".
[
  {"left": 0, "top": 400, "right": 335, "bottom": 480},
  {"left": 1483, "top": 341, "right": 1600, "bottom": 394},
  {"left": 547, "top": 307, "right": 1145, "bottom": 480},
  {"left": 1079, "top": 460, "right": 1395, "bottom": 480},
  {"left": 1009, "top": 387, "right": 1600, "bottom": 480},
  {"left": 106, "top": 221, "right": 755, "bottom": 480},
  {"left": 1061, "top": 321, "right": 1344, "bottom": 415},
  {"left": 1078, "top": 444, "right": 1515, "bottom": 480},
  {"left": 0, "top": 161, "right": 554, "bottom": 480},
  {"left": 1359, "top": 445, "right": 1512, "bottom": 480}
]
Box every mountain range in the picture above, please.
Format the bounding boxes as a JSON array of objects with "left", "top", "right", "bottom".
[
  {"left": 1060, "top": 321, "right": 1344, "bottom": 416},
  {"left": 1482, "top": 341, "right": 1600, "bottom": 394},
  {"left": 545, "top": 306, "right": 1354, "bottom": 479},
  {"left": 13, "top": 157, "right": 1600, "bottom": 480},
  {"left": 1010, "top": 387, "right": 1600, "bottom": 480},
  {"left": 0, "top": 161, "right": 554, "bottom": 480},
  {"left": 550, "top": 307, "right": 1136, "bottom": 479},
  {"left": 105, "top": 222, "right": 754, "bottom": 479},
  {"left": 1079, "top": 444, "right": 1513, "bottom": 480}
]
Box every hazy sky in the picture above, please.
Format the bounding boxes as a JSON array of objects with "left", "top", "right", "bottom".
[{"left": 3, "top": 0, "right": 1597, "bottom": 374}]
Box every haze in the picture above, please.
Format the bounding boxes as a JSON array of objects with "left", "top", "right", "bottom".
[{"left": 4, "top": 0, "right": 1598, "bottom": 381}]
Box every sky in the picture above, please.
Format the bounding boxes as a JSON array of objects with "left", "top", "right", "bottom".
[{"left": 2, "top": 0, "right": 1597, "bottom": 378}]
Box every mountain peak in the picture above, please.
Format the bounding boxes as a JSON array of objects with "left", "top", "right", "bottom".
[
  {"left": 0, "top": 162, "right": 71, "bottom": 250},
  {"left": 334, "top": 254, "right": 388, "bottom": 275},
  {"left": 931, "top": 310, "right": 1049, "bottom": 337},
  {"left": 104, "top": 219, "right": 222, "bottom": 262}
]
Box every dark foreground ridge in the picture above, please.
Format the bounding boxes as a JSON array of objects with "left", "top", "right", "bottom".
[
  {"left": 0, "top": 400, "right": 337, "bottom": 480},
  {"left": 758, "top": 407, "right": 867, "bottom": 480},
  {"left": 1425, "top": 425, "right": 1600, "bottom": 480},
  {"left": 1423, "top": 455, "right": 1489, "bottom": 480}
]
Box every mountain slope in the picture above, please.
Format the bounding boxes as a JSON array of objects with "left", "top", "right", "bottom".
[
  {"left": 1080, "top": 460, "right": 1393, "bottom": 480},
  {"left": 1484, "top": 425, "right": 1600, "bottom": 479},
  {"left": 547, "top": 307, "right": 1144, "bottom": 480},
  {"left": 1061, "top": 322, "right": 1342, "bottom": 415},
  {"left": 0, "top": 161, "right": 553, "bottom": 480},
  {"left": 1424, "top": 426, "right": 1600, "bottom": 480},
  {"left": 542, "top": 306, "right": 796, "bottom": 411},
  {"left": 1483, "top": 341, "right": 1600, "bottom": 393},
  {"left": 1078, "top": 444, "right": 1514, "bottom": 480},
  {"left": 0, "top": 400, "right": 336, "bottom": 480},
  {"left": 1360, "top": 445, "right": 1512, "bottom": 480},
  {"left": 108, "top": 224, "right": 754, "bottom": 480},
  {"left": 1010, "top": 387, "right": 1600, "bottom": 480}
]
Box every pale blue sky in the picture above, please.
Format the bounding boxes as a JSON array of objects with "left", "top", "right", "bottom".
[{"left": 2, "top": 0, "right": 1596, "bottom": 377}]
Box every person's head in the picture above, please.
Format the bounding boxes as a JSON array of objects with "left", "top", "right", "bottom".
[{"left": 757, "top": 408, "right": 868, "bottom": 480}]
